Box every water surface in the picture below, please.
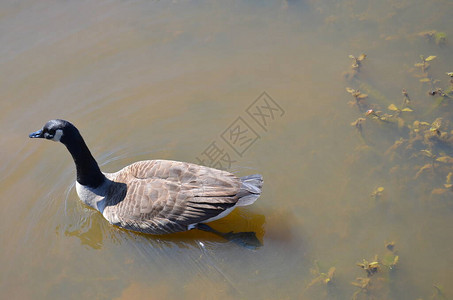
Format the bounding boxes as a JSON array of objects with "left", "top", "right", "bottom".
[{"left": 1, "top": 1, "right": 452, "bottom": 299}]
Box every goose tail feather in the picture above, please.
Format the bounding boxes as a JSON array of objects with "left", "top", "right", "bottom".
[{"left": 236, "top": 174, "right": 263, "bottom": 207}]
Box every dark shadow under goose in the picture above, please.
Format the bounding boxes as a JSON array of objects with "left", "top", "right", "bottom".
[{"left": 29, "top": 119, "right": 263, "bottom": 247}]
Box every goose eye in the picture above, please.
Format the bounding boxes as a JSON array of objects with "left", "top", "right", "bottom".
[{"left": 44, "top": 129, "right": 55, "bottom": 139}]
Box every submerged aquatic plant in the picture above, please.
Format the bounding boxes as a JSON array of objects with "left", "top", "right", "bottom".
[
  {"left": 366, "top": 104, "right": 411, "bottom": 127},
  {"left": 385, "top": 241, "right": 395, "bottom": 252},
  {"left": 431, "top": 169, "right": 453, "bottom": 195},
  {"left": 351, "top": 277, "right": 371, "bottom": 300},
  {"left": 351, "top": 244, "right": 401, "bottom": 299},
  {"left": 414, "top": 55, "right": 436, "bottom": 74},
  {"left": 445, "top": 172, "right": 453, "bottom": 190},
  {"left": 349, "top": 54, "right": 367, "bottom": 70},
  {"left": 382, "top": 242, "right": 399, "bottom": 270},
  {"left": 401, "top": 89, "right": 411, "bottom": 106},
  {"left": 388, "top": 103, "right": 413, "bottom": 128},
  {"left": 383, "top": 254, "right": 399, "bottom": 270},
  {"left": 412, "top": 55, "right": 453, "bottom": 103},
  {"left": 346, "top": 87, "right": 369, "bottom": 111},
  {"left": 357, "top": 256, "right": 380, "bottom": 277},
  {"left": 428, "top": 87, "right": 449, "bottom": 98},
  {"left": 351, "top": 117, "right": 366, "bottom": 135},
  {"left": 365, "top": 109, "right": 393, "bottom": 123},
  {"left": 388, "top": 104, "right": 413, "bottom": 114},
  {"left": 344, "top": 53, "right": 367, "bottom": 80},
  {"left": 341, "top": 26, "right": 452, "bottom": 300},
  {"left": 411, "top": 57, "right": 453, "bottom": 107},
  {"left": 349, "top": 52, "right": 453, "bottom": 189},
  {"left": 434, "top": 32, "right": 447, "bottom": 46},
  {"left": 306, "top": 261, "right": 336, "bottom": 290},
  {"left": 418, "top": 30, "right": 447, "bottom": 46},
  {"left": 370, "top": 187, "right": 384, "bottom": 200},
  {"left": 431, "top": 284, "right": 447, "bottom": 300},
  {"left": 346, "top": 87, "right": 368, "bottom": 100}
]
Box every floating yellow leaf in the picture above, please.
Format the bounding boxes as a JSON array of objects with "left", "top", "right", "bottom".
[
  {"left": 425, "top": 55, "right": 437, "bottom": 61},
  {"left": 346, "top": 87, "right": 355, "bottom": 94},
  {"left": 402, "top": 107, "right": 413, "bottom": 112},
  {"left": 392, "top": 255, "right": 399, "bottom": 264},
  {"left": 436, "top": 156, "right": 453, "bottom": 164},
  {"left": 431, "top": 188, "right": 447, "bottom": 195},
  {"left": 377, "top": 187, "right": 384, "bottom": 192},
  {"left": 432, "top": 118, "right": 443, "bottom": 129},
  {"left": 357, "top": 54, "right": 367, "bottom": 61},
  {"left": 418, "top": 30, "right": 436, "bottom": 38},
  {"left": 385, "top": 35, "right": 399, "bottom": 40},
  {"left": 447, "top": 72, "right": 453, "bottom": 77},
  {"left": 415, "top": 163, "right": 432, "bottom": 179},
  {"left": 388, "top": 104, "right": 398, "bottom": 111},
  {"left": 421, "top": 149, "right": 434, "bottom": 157},
  {"left": 357, "top": 93, "right": 368, "bottom": 99},
  {"left": 419, "top": 78, "right": 431, "bottom": 82},
  {"left": 446, "top": 172, "right": 452, "bottom": 184},
  {"left": 414, "top": 63, "right": 425, "bottom": 68}
]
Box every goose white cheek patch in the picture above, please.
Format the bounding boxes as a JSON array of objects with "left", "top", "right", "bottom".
[{"left": 51, "top": 129, "right": 63, "bottom": 142}]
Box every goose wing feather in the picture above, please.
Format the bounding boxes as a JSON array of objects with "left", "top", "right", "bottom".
[{"left": 103, "top": 160, "right": 241, "bottom": 234}]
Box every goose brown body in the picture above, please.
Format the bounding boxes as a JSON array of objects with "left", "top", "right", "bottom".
[
  {"left": 99, "top": 160, "right": 243, "bottom": 234},
  {"left": 30, "top": 119, "right": 263, "bottom": 235}
]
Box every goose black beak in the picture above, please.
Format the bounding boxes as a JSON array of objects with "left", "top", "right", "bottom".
[{"left": 29, "top": 129, "right": 44, "bottom": 138}]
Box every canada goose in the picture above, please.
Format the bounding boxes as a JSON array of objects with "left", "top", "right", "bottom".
[{"left": 29, "top": 119, "right": 263, "bottom": 237}]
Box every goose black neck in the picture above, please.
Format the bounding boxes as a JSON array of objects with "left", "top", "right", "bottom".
[{"left": 63, "top": 130, "right": 105, "bottom": 188}]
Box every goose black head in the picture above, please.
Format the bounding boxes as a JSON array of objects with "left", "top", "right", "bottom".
[
  {"left": 29, "top": 119, "right": 77, "bottom": 144},
  {"left": 29, "top": 119, "right": 105, "bottom": 187}
]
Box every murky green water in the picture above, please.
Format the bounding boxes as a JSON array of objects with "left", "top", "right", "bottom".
[{"left": 1, "top": 1, "right": 452, "bottom": 299}]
